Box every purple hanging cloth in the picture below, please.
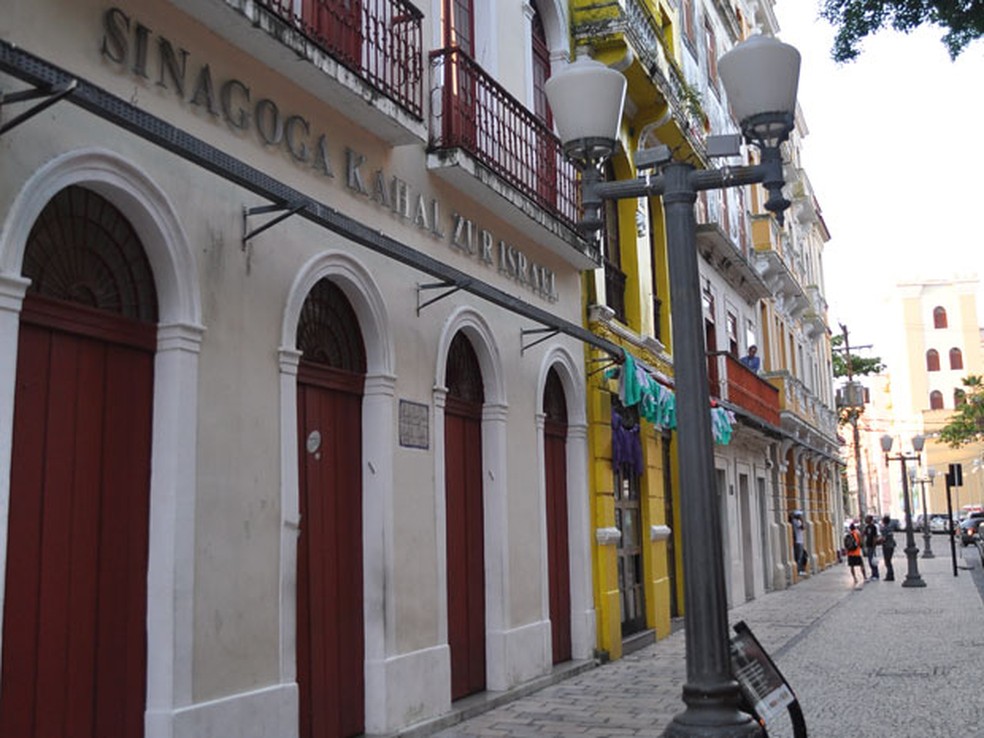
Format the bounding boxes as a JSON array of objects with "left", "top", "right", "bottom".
[{"left": 611, "top": 407, "right": 643, "bottom": 477}]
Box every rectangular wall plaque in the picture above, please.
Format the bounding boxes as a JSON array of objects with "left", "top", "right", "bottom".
[{"left": 399, "top": 399, "right": 429, "bottom": 449}]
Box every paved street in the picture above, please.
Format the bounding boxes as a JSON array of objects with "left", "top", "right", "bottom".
[{"left": 406, "top": 543, "right": 984, "bottom": 737}]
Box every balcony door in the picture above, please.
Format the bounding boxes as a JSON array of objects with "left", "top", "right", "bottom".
[
  {"left": 531, "top": 4, "right": 557, "bottom": 208},
  {"left": 443, "top": 0, "right": 477, "bottom": 148},
  {"left": 303, "top": 0, "right": 363, "bottom": 69},
  {"left": 703, "top": 281, "right": 719, "bottom": 394}
]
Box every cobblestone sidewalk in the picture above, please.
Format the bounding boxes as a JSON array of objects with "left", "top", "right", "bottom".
[{"left": 415, "top": 546, "right": 983, "bottom": 737}]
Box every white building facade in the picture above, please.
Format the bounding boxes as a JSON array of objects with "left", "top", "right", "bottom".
[
  {"left": 681, "top": 0, "right": 841, "bottom": 603},
  {"left": 0, "top": 2, "right": 605, "bottom": 737}
]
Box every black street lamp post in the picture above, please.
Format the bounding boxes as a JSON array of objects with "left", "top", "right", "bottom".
[
  {"left": 881, "top": 434, "right": 926, "bottom": 587},
  {"left": 917, "top": 468, "right": 936, "bottom": 558},
  {"left": 546, "top": 34, "right": 801, "bottom": 738}
]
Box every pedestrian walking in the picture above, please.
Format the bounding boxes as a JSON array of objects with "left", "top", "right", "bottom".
[
  {"left": 862, "top": 514, "right": 881, "bottom": 580},
  {"left": 844, "top": 522, "right": 865, "bottom": 587},
  {"left": 880, "top": 514, "right": 898, "bottom": 581},
  {"left": 790, "top": 511, "right": 807, "bottom": 574}
]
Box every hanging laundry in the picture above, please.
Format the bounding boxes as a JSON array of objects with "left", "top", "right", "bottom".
[
  {"left": 605, "top": 349, "right": 728, "bottom": 446},
  {"left": 611, "top": 406, "right": 644, "bottom": 477},
  {"left": 711, "top": 406, "right": 736, "bottom": 445}
]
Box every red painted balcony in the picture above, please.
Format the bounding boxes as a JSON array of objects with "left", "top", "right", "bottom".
[
  {"left": 428, "top": 47, "right": 580, "bottom": 229},
  {"left": 258, "top": 0, "right": 424, "bottom": 119},
  {"left": 708, "top": 352, "right": 781, "bottom": 427}
]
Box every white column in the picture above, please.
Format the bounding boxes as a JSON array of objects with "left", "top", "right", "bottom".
[
  {"left": 0, "top": 274, "right": 28, "bottom": 668},
  {"left": 565, "top": 421, "right": 595, "bottom": 660},
  {"left": 482, "top": 402, "right": 511, "bottom": 691},
  {"left": 146, "top": 321, "right": 205, "bottom": 738},
  {"left": 362, "top": 373, "right": 396, "bottom": 734}
]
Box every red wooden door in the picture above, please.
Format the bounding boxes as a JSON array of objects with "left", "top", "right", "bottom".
[
  {"left": 544, "top": 419, "right": 571, "bottom": 664},
  {"left": 296, "top": 364, "right": 364, "bottom": 738},
  {"left": 1, "top": 295, "right": 154, "bottom": 738},
  {"left": 444, "top": 396, "right": 485, "bottom": 700},
  {"left": 543, "top": 369, "right": 570, "bottom": 664}
]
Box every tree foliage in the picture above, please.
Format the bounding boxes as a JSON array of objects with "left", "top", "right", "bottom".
[
  {"left": 939, "top": 374, "right": 984, "bottom": 447},
  {"left": 821, "top": 0, "right": 984, "bottom": 62},
  {"left": 831, "top": 335, "right": 885, "bottom": 378},
  {"left": 832, "top": 335, "right": 884, "bottom": 428}
]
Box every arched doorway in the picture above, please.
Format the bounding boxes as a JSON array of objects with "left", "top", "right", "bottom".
[
  {"left": 295, "top": 279, "right": 366, "bottom": 738},
  {"left": 444, "top": 331, "right": 486, "bottom": 700},
  {"left": 1, "top": 186, "right": 157, "bottom": 738},
  {"left": 543, "top": 368, "right": 571, "bottom": 664}
]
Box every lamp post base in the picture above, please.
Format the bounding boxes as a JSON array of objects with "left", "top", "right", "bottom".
[
  {"left": 663, "top": 685, "right": 763, "bottom": 737},
  {"left": 922, "top": 532, "right": 935, "bottom": 558},
  {"left": 901, "top": 545, "right": 926, "bottom": 587}
]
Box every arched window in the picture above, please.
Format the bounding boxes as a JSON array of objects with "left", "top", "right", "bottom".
[
  {"left": 949, "top": 347, "right": 963, "bottom": 370},
  {"left": 955, "top": 388, "right": 967, "bottom": 407},
  {"left": 296, "top": 278, "right": 366, "bottom": 373},
  {"left": 926, "top": 349, "right": 940, "bottom": 372},
  {"left": 446, "top": 331, "right": 484, "bottom": 404},
  {"left": 24, "top": 185, "right": 158, "bottom": 321},
  {"left": 929, "top": 390, "right": 944, "bottom": 410},
  {"left": 933, "top": 306, "right": 947, "bottom": 329}
]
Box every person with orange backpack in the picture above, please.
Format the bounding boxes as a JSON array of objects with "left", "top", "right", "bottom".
[{"left": 844, "top": 522, "right": 865, "bottom": 588}]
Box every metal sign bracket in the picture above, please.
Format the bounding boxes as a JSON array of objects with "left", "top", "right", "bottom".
[
  {"left": 0, "top": 79, "right": 77, "bottom": 136},
  {"left": 520, "top": 327, "right": 559, "bottom": 354},
  {"left": 242, "top": 202, "right": 305, "bottom": 249},
  {"left": 416, "top": 280, "right": 464, "bottom": 315}
]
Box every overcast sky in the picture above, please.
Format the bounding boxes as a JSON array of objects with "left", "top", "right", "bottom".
[{"left": 771, "top": 2, "right": 984, "bottom": 352}]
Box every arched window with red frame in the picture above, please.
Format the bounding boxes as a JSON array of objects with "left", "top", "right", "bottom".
[
  {"left": 950, "top": 347, "right": 963, "bottom": 370},
  {"left": 926, "top": 349, "right": 940, "bottom": 372},
  {"left": 930, "top": 390, "right": 944, "bottom": 410},
  {"left": 933, "top": 306, "right": 947, "bottom": 329}
]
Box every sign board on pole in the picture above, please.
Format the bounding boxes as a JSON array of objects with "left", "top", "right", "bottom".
[
  {"left": 949, "top": 463, "right": 963, "bottom": 487},
  {"left": 730, "top": 621, "right": 799, "bottom": 728}
]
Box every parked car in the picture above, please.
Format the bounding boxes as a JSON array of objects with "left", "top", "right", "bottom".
[
  {"left": 958, "top": 517, "right": 982, "bottom": 546},
  {"left": 929, "top": 514, "right": 953, "bottom": 533}
]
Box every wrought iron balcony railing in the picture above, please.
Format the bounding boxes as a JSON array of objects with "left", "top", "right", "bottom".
[
  {"left": 429, "top": 47, "right": 580, "bottom": 228},
  {"left": 572, "top": 0, "right": 707, "bottom": 153},
  {"left": 257, "top": 0, "right": 424, "bottom": 119}
]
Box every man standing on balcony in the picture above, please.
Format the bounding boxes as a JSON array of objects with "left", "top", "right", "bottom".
[{"left": 739, "top": 344, "right": 760, "bottom": 372}]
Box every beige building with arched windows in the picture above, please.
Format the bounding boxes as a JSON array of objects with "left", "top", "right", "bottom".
[{"left": 896, "top": 278, "right": 984, "bottom": 515}]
